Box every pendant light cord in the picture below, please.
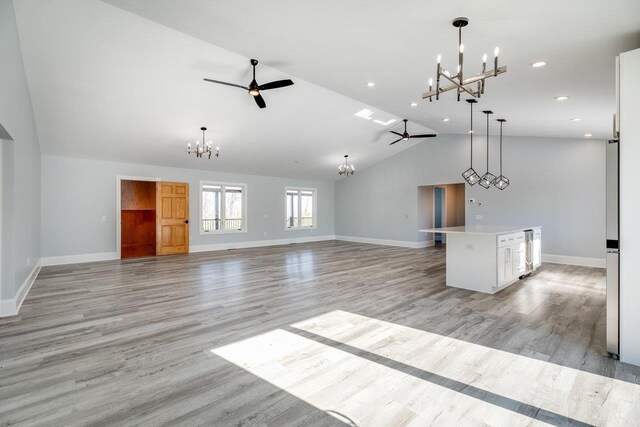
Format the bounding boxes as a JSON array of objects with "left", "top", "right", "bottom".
[
  {"left": 469, "top": 101, "right": 473, "bottom": 167},
  {"left": 499, "top": 121, "right": 503, "bottom": 175},
  {"left": 486, "top": 113, "right": 490, "bottom": 172}
]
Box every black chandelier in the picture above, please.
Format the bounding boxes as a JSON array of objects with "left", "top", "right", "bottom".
[
  {"left": 494, "top": 119, "right": 510, "bottom": 190},
  {"left": 462, "top": 99, "right": 480, "bottom": 185},
  {"left": 479, "top": 110, "right": 497, "bottom": 188}
]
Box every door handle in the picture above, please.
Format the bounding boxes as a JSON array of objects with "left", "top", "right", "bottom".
[{"left": 184, "top": 220, "right": 189, "bottom": 224}]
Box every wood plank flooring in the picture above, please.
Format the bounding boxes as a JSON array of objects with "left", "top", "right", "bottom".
[{"left": 1, "top": 241, "right": 639, "bottom": 426}]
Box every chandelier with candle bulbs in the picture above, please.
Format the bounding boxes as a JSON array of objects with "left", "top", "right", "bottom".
[
  {"left": 423, "top": 17, "right": 507, "bottom": 102},
  {"left": 338, "top": 155, "right": 355, "bottom": 176},
  {"left": 187, "top": 127, "right": 219, "bottom": 159}
]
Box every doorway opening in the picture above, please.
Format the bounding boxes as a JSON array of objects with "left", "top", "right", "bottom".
[
  {"left": 116, "top": 177, "right": 190, "bottom": 259},
  {"left": 417, "top": 183, "right": 466, "bottom": 247}
]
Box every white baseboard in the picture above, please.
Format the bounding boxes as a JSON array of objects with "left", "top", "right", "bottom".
[
  {"left": 0, "top": 259, "right": 42, "bottom": 317},
  {"left": 335, "top": 235, "right": 434, "bottom": 249},
  {"left": 542, "top": 254, "right": 606, "bottom": 268},
  {"left": 41, "top": 252, "right": 118, "bottom": 266},
  {"left": 190, "top": 235, "right": 336, "bottom": 253}
]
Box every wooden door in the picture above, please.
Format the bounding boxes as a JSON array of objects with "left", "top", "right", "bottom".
[{"left": 156, "top": 182, "right": 189, "bottom": 255}]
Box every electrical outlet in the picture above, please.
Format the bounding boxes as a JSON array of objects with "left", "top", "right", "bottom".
[
  {"left": 101, "top": 215, "right": 107, "bottom": 222},
  {"left": 264, "top": 214, "right": 268, "bottom": 219},
  {"left": 264, "top": 231, "right": 268, "bottom": 237},
  {"left": 465, "top": 244, "right": 474, "bottom": 250}
]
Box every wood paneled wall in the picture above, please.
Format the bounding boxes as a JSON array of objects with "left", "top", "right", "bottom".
[{"left": 121, "top": 180, "right": 157, "bottom": 258}]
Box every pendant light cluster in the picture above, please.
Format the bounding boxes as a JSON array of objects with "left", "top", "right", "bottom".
[
  {"left": 462, "top": 99, "right": 509, "bottom": 190},
  {"left": 187, "top": 127, "right": 220, "bottom": 160},
  {"left": 338, "top": 154, "right": 355, "bottom": 176}
]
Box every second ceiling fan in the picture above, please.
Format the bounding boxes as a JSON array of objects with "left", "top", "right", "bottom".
[
  {"left": 204, "top": 59, "right": 294, "bottom": 109},
  {"left": 389, "top": 119, "right": 437, "bottom": 145}
]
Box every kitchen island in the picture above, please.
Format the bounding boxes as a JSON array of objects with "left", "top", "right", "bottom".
[{"left": 419, "top": 226, "right": 542, "bottom": 294}]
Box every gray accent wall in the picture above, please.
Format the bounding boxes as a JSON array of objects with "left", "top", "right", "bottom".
[
  {"left": 335, "top": 134, "right": 605, "bottom": 260},
  {"left": 41, "top": 156, "right": 334, "bottom": 257},
  {"left": 0, "top": 0, "right": 41, "bottom": 303}
]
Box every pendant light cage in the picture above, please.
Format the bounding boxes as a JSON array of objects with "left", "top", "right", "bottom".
[
  {"left": 494, "top": 118, "right": 510, "bottom": 190},
  {"left": 479, "top": 110, "right": 497, "bottom": 188},
  {"left": 462, "top": 99, "right": 480, "bottom": 185}
]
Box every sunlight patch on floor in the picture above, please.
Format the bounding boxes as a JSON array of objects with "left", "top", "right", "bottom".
[{"left": 212, "top": 310, "right": 640, "bottom": 426}]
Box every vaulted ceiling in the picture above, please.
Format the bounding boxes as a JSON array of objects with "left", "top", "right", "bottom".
[{"left": 13, "top": 0, "right": 640, "bottom": 180}]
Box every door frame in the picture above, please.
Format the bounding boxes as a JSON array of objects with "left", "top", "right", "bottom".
[
  {"left": 433, "top": 185, "right": 447, "bottom": 243},
  {"left": 115, "top": 175, "right": 161, "bottom": 259}
]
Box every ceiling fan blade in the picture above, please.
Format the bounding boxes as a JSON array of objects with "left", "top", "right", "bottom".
[
  {"left": 409, "top": 134, "right": 438, "bottom": 138},
  {"left": 203, "top": 78, "right": 248, "bottom": 90},
  {"left": 254, "top": 93, "right": 267, "bottom": 109},
  {"left": 389, "top": 131, "right": 403, "bottom": 137},
  {"left": 389, "top": 138, "right": 403, "bottom": 145},
  {"left": 258, "top": 79, "right": 294, "bottom": 91}
]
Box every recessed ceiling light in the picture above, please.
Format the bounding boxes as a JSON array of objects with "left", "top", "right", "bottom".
[
  {"left": 410, "top": 102, "right": 418, "bottom": 107},
  {"left": 555, "top": 96, "right": 569, "bottom": 101},
  {"left": 532, "top": 61, "right": 547, "bottom": 68},
  {"left": 584, "top": 133, "right": 593, "bottom": 137},
  {"left": 570, "top": 118, "right": 581, "bottom": 122},
  {"left": 367, "top": 82, "right": 375, "bottom": 87},
  {"left": 443, "top": 118, "right": 450, "bottom": 122}
]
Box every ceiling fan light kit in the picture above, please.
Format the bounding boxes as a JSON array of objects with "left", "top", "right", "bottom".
[
  {"left": 204, "top": 58, "right": 294, "bottom": 109},
  {"left": 388, "top": 119, "right": 437, "bottom": 145},
  {"left": 187, "top": 127, "right": 219, "bottom": 159},
  {"left": 423, "top": 17, "right": 507, "bottom": 102}
]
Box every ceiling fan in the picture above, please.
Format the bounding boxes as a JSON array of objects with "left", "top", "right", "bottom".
[
  {"left": 389, "top": 119, "right": 437, "bottom": 145},
  {"left": 203, "top": 59, "right": 294, "bottom": 109}
]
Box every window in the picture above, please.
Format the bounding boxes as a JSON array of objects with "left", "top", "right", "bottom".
[
  {"left": 200, "top": 181, "right": 247, "bottom": 234},
  {"left": 286, "top": 187, "right": 316, "bottom": 229}
]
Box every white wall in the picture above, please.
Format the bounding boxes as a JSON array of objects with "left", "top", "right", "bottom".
[
  {"left": 41, "top": 156, "right": 334, "bottom": 260},
  {"left": 619, "top": 48, "right": 640, "bottom": 366},
  {"left": 335, "top": 133, "right": 606, "bottom": 264},
  {"left": 0, "top": 0, "right": 42, "bottom": 316}
]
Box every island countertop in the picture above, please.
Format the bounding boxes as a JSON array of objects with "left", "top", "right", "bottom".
[{"left": 419, "top": 225, "right": 542, "bottom": 236}]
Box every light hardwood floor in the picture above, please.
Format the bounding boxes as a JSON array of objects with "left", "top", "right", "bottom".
[{"left": 1, "top": 241, "right": 639, "bottom": 426}]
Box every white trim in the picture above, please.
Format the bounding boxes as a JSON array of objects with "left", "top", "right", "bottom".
[
  {"left": 335, "top": 235, "right": 432, "bottom": 249},
  {"left": 41, "top": 252, "right": 118, "bottom": 266},
  {"left": 190, "top": 235, "right": 335, "bottom": 253},
  {"left": 285, "top": 186, "right": 318, "bottom": 230},
  {"left": 199, "top": 180, "right": 248, "bottom": 235},
  {"left": 115, "top": 175, "right": 161, "bottom": 259},
  {"left": 542, "top": 254, "right": 606, "bottom": 268},
  {"left": 0, "top": 259, "right": 42, "bottom": 317}
]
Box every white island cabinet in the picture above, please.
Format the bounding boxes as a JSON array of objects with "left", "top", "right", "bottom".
[{"left": 419, "top": 226, "right": 542, "bottom": 294}]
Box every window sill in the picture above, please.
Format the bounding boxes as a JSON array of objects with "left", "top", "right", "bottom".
[
  {"left": 285, "top": 226, "right": 318, "bottom": 231},
  {"left": 200, "top": 229, "right": 248, "bottom": 236}
]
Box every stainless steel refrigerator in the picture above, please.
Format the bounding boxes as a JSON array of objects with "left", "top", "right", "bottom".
[{"left": 606, "top": 138, "right": 620, "bottom": 359}]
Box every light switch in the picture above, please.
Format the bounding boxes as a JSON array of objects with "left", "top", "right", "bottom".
[
  {"left": 101, "top": 215, "right": 107, "bottom": 222},
  {"left": 264, "top": 214, "right": 268, "bottom": 219},
  {"left": 475, "top": 215, "right": 483, "bottom": 220}
]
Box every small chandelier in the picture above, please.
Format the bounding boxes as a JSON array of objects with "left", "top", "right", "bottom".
[
  {"left": 423, "top": 17, "right": 506, "bottom": 102},
  {"left": 187, "top": 127, "right": 219, "bottom": 159},
  {"left": 462, "top": 99, "right": 480, "bottom": 185},
  {"left": 494, "top": 119, "right": 510, "bottom": 190},
  {"left": 479, "top": 110, "right": 497, "bottom": 189},
  {"left": 338, "top": 155, "right": 355, "bottom": 176}
]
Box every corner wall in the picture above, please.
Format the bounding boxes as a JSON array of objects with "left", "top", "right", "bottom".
[
  {"left": 0, "top": 0, "right": 42, "bottom": 316},
  {"left": 335, "top": 133, "right": 605, "bottom": 265}
]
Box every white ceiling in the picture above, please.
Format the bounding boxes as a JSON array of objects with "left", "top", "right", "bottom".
[{"left": 14, "top": 0, "right": 640, "bottom": 181}]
